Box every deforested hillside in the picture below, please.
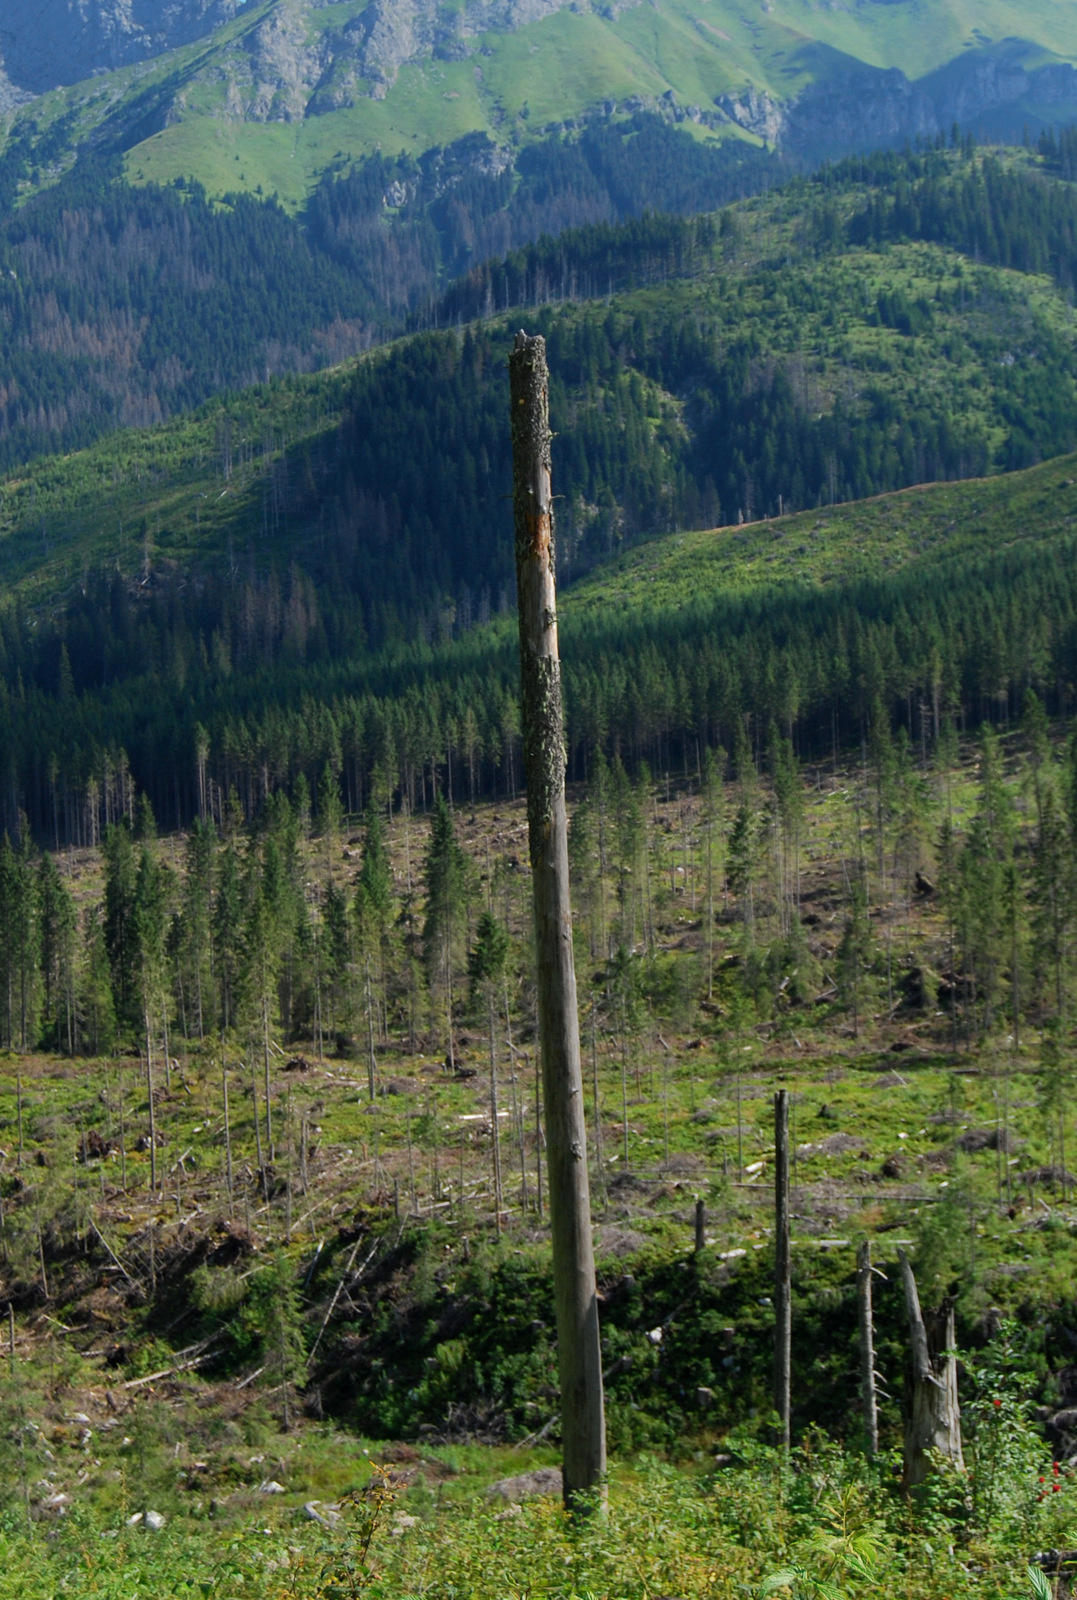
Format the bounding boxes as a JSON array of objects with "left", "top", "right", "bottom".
[{"left": 0, "top": 471, "right": 1076, "bottom": 1592}]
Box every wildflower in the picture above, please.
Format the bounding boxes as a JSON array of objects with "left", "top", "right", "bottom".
[
  {"left": 1053, "top": 1462, "right": 1061, "bottom": 1476},
  {"left": 993, "top": 1399, "right": 1001, "bottom": 1408}
]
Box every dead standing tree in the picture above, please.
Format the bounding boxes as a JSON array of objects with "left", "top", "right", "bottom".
[
  {"left": 510, "top": 330, "right": 607, "bottom": 1511},
  {"left": 774, "top": 1089, "right": 791, "bottom": 1451},
  {"left": 857, "top": 1238, "right": 882, "bottom": 1457},
  {"left": 898, "top": 1247, "right": 963, "bottom": 1490}
]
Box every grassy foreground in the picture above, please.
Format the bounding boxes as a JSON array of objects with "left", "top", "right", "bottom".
[
  {"left": 0, "top": 1426, "right": 1072, "bottom": 1599},
  {"left": 1, "top": 731, "right": 1077, "bottom": 1594}
]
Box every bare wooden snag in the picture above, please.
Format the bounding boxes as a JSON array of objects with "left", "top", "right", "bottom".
[
  {"left": 510, "top": 330, "right": 607, "bottom": 1511},
  {"left": 898, "top": 1248, "right": 963, "bottom": 1489},
  {"left": 857, "top": 1238, "right": 879, "bottom": 1456},
  {"left": 774, "top": 1089, "right": 791, "bottom": 1451}
]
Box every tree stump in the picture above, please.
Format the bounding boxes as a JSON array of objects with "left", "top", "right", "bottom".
[{"left": 899, "top": 1248, "right": 963, "bottom": 1490}]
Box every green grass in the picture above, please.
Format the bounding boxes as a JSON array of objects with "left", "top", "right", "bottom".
[{"left": 566, "top": 447, "right": 1077, "bottom": 618}]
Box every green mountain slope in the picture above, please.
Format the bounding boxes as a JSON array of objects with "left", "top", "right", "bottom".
[
  {"left": 8, "top": 0, "right": 1077, "bottom": 209},
  {"left": 0, "top": 115, "right": 777, "bottom": 470}
]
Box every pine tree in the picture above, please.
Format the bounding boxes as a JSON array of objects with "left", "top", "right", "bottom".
[
  {"left": 356, "top": 807, "right": 395, "bottom": 1094},
  {"left": 469, "top": 911, "right": 510, "bottom": 1229},
  {"left": 0, "top": 833, "right": 39, "bottom": 1051},
  {"left": 103, "top": 823, "right": 139, "bottom": 1031},
  {"left": 80, "top": 907, "right": 117, "bottom": 1055},
  {"left": 323, "top": 879, "right": 352, "bottom": 1039},
  {"left": 181, "top": 819, "right": 216, "bottom": 1044},
  {"left": 727, "top": 800, "right": 758, "bottom": 937},
  {"left": 837, "top": 866, "right": 872, "bottom": 1038},
  {"left": 132, "top": 843, "right": 170, "bottom": 1069},
  {"left": 37, "top": 854, "right": 76, "bottom": 1053},
  {"left": 700, "top": 746, "right": 726, "bottom": 1000},
  {"left": 423, "top": 794, "right": 469, "bottom": 1068},
  {"left": 242, "top": 839, "right": 285, "bottom": 1157},
  {"left": 246, "top": 1254, "right": 306, "bottom": 1430},
  {"left": 767, "top": 723, "right": 803, "bottom": 937},
  {"left": 213, "top": 836, "right": 244, "bottom": 1036},
  {"left": 958, "top": 728, "right": 1016, "bottom": 1036},
  {"left": 318, "top": 761, "right": 344, "bottom": 880}
]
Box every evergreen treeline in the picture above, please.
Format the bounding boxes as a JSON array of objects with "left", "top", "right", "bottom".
[
  {"left": 417, "top": 211, "right": 726, "bottom": 328},
  {"left": 0, "top": 257, "right": 1064, "bottom": 740},
  {"left": 1, "top": 479, "right": 1075, "bottom": 843},
  {"left": 1040, "top": 122, "right": 1077, "bottom": 182}
]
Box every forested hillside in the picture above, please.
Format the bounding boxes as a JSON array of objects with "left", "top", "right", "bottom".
[
  {"left": 0, "top": 116, "right": 776, "bottom": 468},
  {"left": 0, "top": 430, "right": 1075, "bottom": 858},
  {"left": 13, "top": 128, "right": 1077, "bottom": 477},
  {"left": 2, "top": 143, "right": 1077, "bottom": 843}
]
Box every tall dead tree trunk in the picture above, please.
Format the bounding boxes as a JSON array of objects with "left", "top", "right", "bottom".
[
  {"left": 898, "top": 1248, "right": 963, "bottom": 1490},
  {"left": 857, "top": 1239, "right": 879, "bottom": 1457},
  {"left": 774, "top": 1089, "right": 791, "bottom": 1451},
  {"left": 510, "top": 330, "right": 606, "bottom": 1511}
]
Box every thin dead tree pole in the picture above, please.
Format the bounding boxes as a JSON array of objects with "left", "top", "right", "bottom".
[
  {"left": 145, "top": 1047, "right": 158, "bottom": 1194},
  {"left": 774, "top": 1088, "right": 791, "bottom": 1453},
  {"left": 857, "top": 1238, "right": 880, "bottom": 1457},
  {"left": 488, "top": 988, "right": 503, "bottom": 1234},
  {"left": 510, "top": 330, "right": 606, "bottom": 1512},
  {"left": 222, "top": 1061, "right": 234, "bottom": 1220}
]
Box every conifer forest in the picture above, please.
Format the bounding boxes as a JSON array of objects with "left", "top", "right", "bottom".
[{"left": 2, "top": 67, "right": 1077, "bottom": 1600}]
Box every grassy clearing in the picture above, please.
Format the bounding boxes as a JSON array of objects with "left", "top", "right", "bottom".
[{"left": 566, "top": 446, "right": 1077, "bottom": 616}]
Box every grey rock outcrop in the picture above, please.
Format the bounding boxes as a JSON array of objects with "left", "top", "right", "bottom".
[
  {"left": 250, "top": 0, "right": 594, "bottom": 118},
  {"left": 3, "top": 0, "right": 632, "bottom": 118},
  {"left": 0, "top": 1, "right": 246, "bottom": 95},
  {"left": 719, "top": 40, "right": 1077, "bottom": 162}
]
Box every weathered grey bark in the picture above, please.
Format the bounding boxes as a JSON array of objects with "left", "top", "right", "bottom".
[
  {"left": 510, "top": 330, "right": 607, "bottom": 1511},
  {"left": 488, "top": 988, "right": 503, "bottom": 1234},
  {"left": 898, "top": 1248, "right": 963, "bottom": 1489},
  {"left": 364, "top": 954, "right": 378, "bottom": 1103},
  {"left": 774, "top": 1089, "right": 791, "bottom": 1451},
  {"left": 222, "top": 1062, "right": 234, "bottom": 1220},
  {"left": 144, "top": 1033, "right": 157, "bottom": 1193},
  {"left": 857, "top": 1238, "right": 879, "bottom": 1456}
]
